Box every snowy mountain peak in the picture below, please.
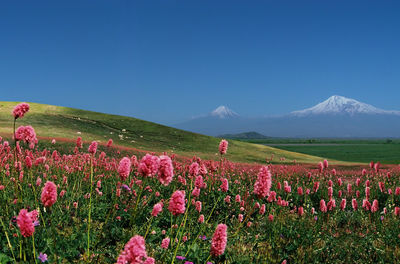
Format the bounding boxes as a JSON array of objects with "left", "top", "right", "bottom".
[
  {"left": 210, "top": 106, "right": 239, "bottom": 118},
  {"left": 292, "top": 95, "right": 400, "bottom": 116}
]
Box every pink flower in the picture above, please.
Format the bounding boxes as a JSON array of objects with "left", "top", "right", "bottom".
[
  {"left": 192, "top": 187, "right": 200, "bottom": 198},
  {"left": 395, "top": 207, "right": 400, "bottom": 217},
  {"left": 298, "top": 206, "right": 304, "bottom": 216},
  {"left": 138, "top": 154, "right": 160, "bottom": 177},
  {"left": 235, "top": 195, "right": 241, "bottom": 203},
  {"left": 143, "top": 257, "right": 155, "bottom": 264},
  {"left": 151, "top": 202, "right": 163, "bottom": 217},
  {"left": 107, "top": 139, "right": 113, "bottom": 147},
  {"left": 210, "top": 224, "right": 227, "bottom": 257},
  {"left": 15, "top": 126, "right": 38, "bottom": 147},
  {"left": 116, "top": 235, "right": 148, "bottom": 264},
  {"left": 267, "top": 191, "right": 276, "bottom": 203},
  {"left": 198, "top": 214, "right": 205, "bottom": 223},
  {"left": 352, "top": 199, "right": 358, "bottom": 211},
  {"left": 17, "top": 209, "right": 36, "bottom": 237},
  {"left": 219, "top": 140, "right": 228, "bottom": 155},
  {"left": 347, "top": 184, "right": 352, "bottom": 194},
  {"left": 25, "top": 156, "right": 32, "bottom": 169},
  {"left": 313, "top": 182, "right": 320, "bottom": 193},
  {"left": 195, "top": 175, "right": 205, "bottom": 189},
  {"left": 238, "top": 214, "right": 243, "bottom": 222},
  {"left": 189, "top": 162, "right": 200, "bottom": 176},
  {"left": 365, "top": 187, "right": 370, "bottom": 199},
  {"left": 118, "top": 157, "right": 132, "bottom": 181},
  {"left": 253, "top": 166, "right": 272, "bottom": 198},
  {"left": 327, "top": 199, "right": 336, "bottom": 211},
  {"left": 41, "top": 181, "right": 57, "bottom": 207},
  {"left": 195, "top": 201, "right": 202, "bottom": 213},
  {"left": 297, "top": 187, "right": 303, "bottom": 195},
  {"left": 371, "top": 199, "right": 379, "bottom": 213},
  {"left": 340, "top": 199, "right": 346, "bottom": 211},
  {"left": 88, "top": 141, "right": 98, "bottom": 154},
  {"left": 220, "top": 178, "right": 229, "bottom": 192},
  {"left": 323, "top": 159, "right": 329, "bottom": 169},
  {"left": 268, "top": 214, "right": 274, "bottom": 222},
  {"left": 362, "top": 169, "right": 367, "bottom": 176},
  {"left": 76, "top": 137, "right": 83, "bottom": 148},
  {"left": 379, "top": 181, "right": 385, "bottom": 193},
  {"left": 362, "top": 199, "right": 371, "bottom": 211},
  {"left": 318, "top": 162, "right": 323, "bottom": 172},
  {"left": 259, "top": 204, "right": 266, "bottom": 215},
  {"left": 161, "top": 238, "right": 170, "bottom": 249},
  {"left": 13, "top": 103, "right": 30, "bottom": 119},
  {"left": 168, "top": 190, "right": 186, "bottom": 216},
  {"left": 158, "top": 155, "right": 174, "bottom": 186},
  {"left": 328, "top": 187, "right": 333, "bottom": 198},
  {"left": 320, "top": 199, "right": 327, "bottom": 213}
]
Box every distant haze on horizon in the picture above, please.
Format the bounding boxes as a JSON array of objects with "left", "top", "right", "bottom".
[{"left": 1, "top": 1, "right": 400, "bottom": 125}]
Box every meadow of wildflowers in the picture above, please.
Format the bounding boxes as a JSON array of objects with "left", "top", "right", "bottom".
[{"left": 1, "top": 103, "right": 400, "bottom": 263}]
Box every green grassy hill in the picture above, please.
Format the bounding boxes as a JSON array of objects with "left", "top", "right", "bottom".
[{"left": 0, "top": 101, "right": 330, "bottom": 164}]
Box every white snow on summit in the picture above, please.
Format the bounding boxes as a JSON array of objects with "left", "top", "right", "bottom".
[
  {"left": 210, "top": 106, "right": 239, "bottom": 118},
  {"left": 291, "top": 95, "right": 400, "bottom": 116}
]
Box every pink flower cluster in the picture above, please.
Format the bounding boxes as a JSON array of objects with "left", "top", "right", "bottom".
[
  {"left": 168, "top": 190, "right": 186, "bottom": 216},
  {"left": 151, "top": 202, "right": 163, "bottom": 217},
  {"left": 17, "top": 209, "right": 38, "bottom": 237},
  {"left": 88, "top": 141, "right": 98, "bottom": 154},
  {"left": 210, "top": 223, "right": 227, "bottom": 256},
  {"left": 138, "top": 154, "right": 160, "bottom": 177},
  {"left": 116, "top": 235, "right": 154, "bottom": 264},
  {"left": 219, "top": 139, "right": 228, "bottom": 155},
  {"left": 13, "top": 103, "right": 30, "bottom": 119},
  {"left": 253, "top": 166, "right": 272, "bottom": 198},
  {"left": 118, "top": 157, "right": 132, "bottom": 181},
  {"left": 41, "top": 181, "right": 58, "bottom": 207},
  {"left": 158, "top": 155, "right": 174, "bottom": 186},
  {"left": 15, "top": 126, "right": 38, "bottom": 148}
]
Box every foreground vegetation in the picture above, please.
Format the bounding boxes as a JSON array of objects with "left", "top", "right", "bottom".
[{"left": 1, "top": 103, "right": 400, "bottom": 263}]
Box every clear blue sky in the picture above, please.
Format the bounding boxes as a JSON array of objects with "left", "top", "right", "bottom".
[{"left": 1, "top": 0, "right": 400, "bottom": 124}]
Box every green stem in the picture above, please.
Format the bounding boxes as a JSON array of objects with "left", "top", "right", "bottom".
[
  {"left": 32, "top": 234, "right": 38, "bottom": 264},
  {"left": 0, "top": 217, "right": 16, "bottom": 262},
  {"left": 143, "top": 216, "right": 154, "bottom": 240},
  {"left": 87, "top": 156, "right": 94, "bottom": 261}
]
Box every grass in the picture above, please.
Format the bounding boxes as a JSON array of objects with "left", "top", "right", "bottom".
[
  {"left": 236, "top": 138, "right": 400, "bottom": 164},
  {"left": 0, "top": 101, "right": 330, "bottom": 164},
  {"left": 270, "top": 144, "right": 400, "bottom": 164}
]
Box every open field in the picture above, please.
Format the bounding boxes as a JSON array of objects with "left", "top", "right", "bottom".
[
  {"left": 0, "top": 102, "right": 335, "bottom": 165},
  {"left": 234, "top": 138, "right": 400, "bottom": 164}
]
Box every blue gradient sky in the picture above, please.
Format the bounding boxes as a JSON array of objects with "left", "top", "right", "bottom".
[{"left": 1, "top": 1, "right": 400, "bottom": 124}]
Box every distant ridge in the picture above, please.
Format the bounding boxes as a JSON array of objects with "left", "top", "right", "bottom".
[
  {"left": 219, "top": 131, "right": 269, "bottom": 139},
  {"left": 174, "top": 95, "right": 400, "bottom": 137}
]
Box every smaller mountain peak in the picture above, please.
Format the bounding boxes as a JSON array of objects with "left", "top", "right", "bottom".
[{"left": 210, "top": 106, "right": 239, "bottom": 118}]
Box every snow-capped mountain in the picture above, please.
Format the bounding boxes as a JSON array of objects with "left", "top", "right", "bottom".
[
  {"left": 292, "top": 95, "right": 400, "bottom": 116},
  {"left": 210, "top": 106, "right": 239, "bottom": 118},
  {"left": 174, "top": 96, "right": 400, "bottom": 137}
]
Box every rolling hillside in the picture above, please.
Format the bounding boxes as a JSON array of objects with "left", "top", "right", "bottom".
[{"left": 0, "top": 101, "right": 330, "bottom": 164}]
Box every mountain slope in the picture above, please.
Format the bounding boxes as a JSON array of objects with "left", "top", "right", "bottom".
[
  {"left": 175, "top": 96, "right": 400, "bottom": 138},
  {"left": 0, "top": 101, "right": 327, "bottom": 164},
  {"left": 292, "top": 95, "right": 400, "bottom": 116}
]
